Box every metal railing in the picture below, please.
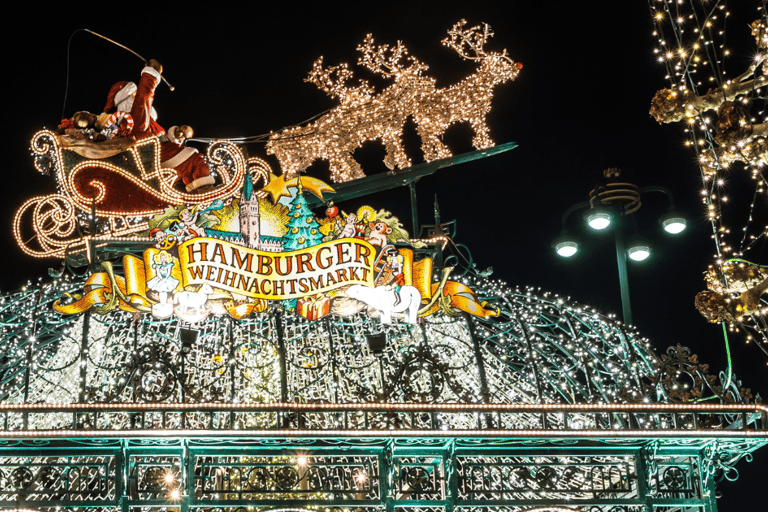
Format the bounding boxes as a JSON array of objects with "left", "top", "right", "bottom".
[{"left": 0, "top": 402, "right": 764, "bottom": 438}]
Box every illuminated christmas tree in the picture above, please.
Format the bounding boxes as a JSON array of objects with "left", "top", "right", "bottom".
[{"left": 282, "top": 181, "right": 323, "bottom": 251}]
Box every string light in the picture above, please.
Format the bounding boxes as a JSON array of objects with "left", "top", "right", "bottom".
[
  {"left": 0, "top": 18, "right": 762, "bottom": 508},
  {"left": 648, "top": 1, "right": 768, "bottom": 357}
]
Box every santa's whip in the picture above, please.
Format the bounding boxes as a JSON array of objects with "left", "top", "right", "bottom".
[
  {"left": 81, "top": 29, "right": 175, "bottom": 91},
  {"left": 62, "top": 28, "right": 177, "bottom": 120}
]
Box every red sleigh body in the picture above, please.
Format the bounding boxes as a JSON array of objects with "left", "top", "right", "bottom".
[{"left": 15, "top": 130, "right": 247, "bottom": 259}]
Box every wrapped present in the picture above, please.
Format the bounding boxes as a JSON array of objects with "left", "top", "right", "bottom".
[{"left": 297, "top": 294, "right": 331, "bottom": 320}]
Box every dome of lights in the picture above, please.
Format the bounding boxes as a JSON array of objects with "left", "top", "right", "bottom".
[
  {"left": 0, "top": 271, "right": 731, "bottom": 424},
  {"left": 1, "top": 268, "right": 765, "bottom": 512}
]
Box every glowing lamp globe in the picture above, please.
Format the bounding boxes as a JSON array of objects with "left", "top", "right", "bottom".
[
  {"left": 554, "top": 238, "right": 579, "bottom": 258},
  {"left": 553, "top": 233, "right": 580, "bottom": 257},
  {"left": 660, "top": 212, "right": 687, "bottom": 234},
  {"left": 584, "top": 207, "right": 612, "bottom": 230},
  {"left": 628, "top": 243, "right": 651, "bottom": 262}
]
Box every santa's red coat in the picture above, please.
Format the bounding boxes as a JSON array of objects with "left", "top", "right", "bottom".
[{"left": 130, "top": 67, "right": 214, "bottom": 191}]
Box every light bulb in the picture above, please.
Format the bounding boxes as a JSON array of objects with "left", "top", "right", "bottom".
[
  {"left": 584, "top": 208, "right": 612, "bottom": 230},
  {"left": 556, "top": 241, "right": 578, "bottom": 257},
  {"left": 661, "top": 212, "right": 687, "bottom": 234},
  {"left": 628, "top": 244, "right": 651, "bottom": 261}
]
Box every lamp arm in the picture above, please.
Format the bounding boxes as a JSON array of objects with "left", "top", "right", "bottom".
[
  {"left": 640, "top": 185, "right": 676, "bottom": 209},
  {"left": 560, "top": 201, "right": 591, "bottom": 230}
]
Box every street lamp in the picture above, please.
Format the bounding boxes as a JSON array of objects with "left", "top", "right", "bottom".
[
  {"left": 554, "top": 234, "right": 579, "bottom": 257},
  {"left": 627, "top": 239, "right": 651, "bottom": 262},
  {"left": 584, "top": 206, "right": 613, "bottom": 230},
  {"left": 660, "top": 210, "right": 687, "bottom": 234},
  {"left": 553, "top": 168, "right": 686, "bottom": 325}
]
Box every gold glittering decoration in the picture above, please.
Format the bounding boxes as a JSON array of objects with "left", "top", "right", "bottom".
[
  {"left": 697, "top": 268, "right": 768, "bottom": 321},
  {"left": 705, "top": 260, "right": 766, "bottom": 295},
  {"left": 695, "top": 290, "right": 738, "bottom": 324},
  {"left": 267, "top": 20, "right": 521, "bottom": 183},
  {"left": 649, "top": 19, "right": 768, "bottom": 177}
]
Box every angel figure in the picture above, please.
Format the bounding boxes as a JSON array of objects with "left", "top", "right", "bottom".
[{"left": 147, "top": 251, "right": 180, "bottom": 318}]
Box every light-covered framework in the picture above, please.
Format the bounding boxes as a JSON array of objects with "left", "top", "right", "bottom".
[
  {"left": 648, "top": 0, "right": 768, "bottom": 356},
  {"left": 0, "top": 272, "right": 764, "bottom": 512}
]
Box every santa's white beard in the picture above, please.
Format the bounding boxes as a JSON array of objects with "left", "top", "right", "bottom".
[{"left": 116, "top": 97, "right": 158, "bottom": 121}]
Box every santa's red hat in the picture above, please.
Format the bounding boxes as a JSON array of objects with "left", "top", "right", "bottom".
[{"left": 104, "top": 81, "right": 137, "bottom": 112}]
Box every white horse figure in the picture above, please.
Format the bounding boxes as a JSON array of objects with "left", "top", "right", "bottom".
[
  {"left": 174, "top": 283, "right": 214, "bottom": 317},
  {"left": 346, "top": 284, "right": 421, "bottom": 324}
]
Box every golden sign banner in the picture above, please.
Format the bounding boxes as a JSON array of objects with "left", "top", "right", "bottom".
[
  {"left": 52, "top": 239, "right": 497, "bottom": 321},
  {"left": 53, "top": 259, "right": 153, "bottom": 315},
  {"left": 178, "top": 238, "right": 377, "bottom": 300}
]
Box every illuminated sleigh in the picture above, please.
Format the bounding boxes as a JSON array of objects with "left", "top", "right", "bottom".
[{"left": 14, "top": 130, "right": 264, "bottom": 259}]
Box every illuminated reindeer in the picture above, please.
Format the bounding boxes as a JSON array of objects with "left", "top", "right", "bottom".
[
  {"left": 412, "top": 20, "right": 522, "bottom": 161},
  {"left": 267, "top": 36, "right": 434, "bottom": 183},
  {"left": 267, "top": 21, "right": 520, "bottom": 183}
]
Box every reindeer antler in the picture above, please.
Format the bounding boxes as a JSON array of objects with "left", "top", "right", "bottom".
[
  {"left": 442, "top": 19, "right": 495, "bottom": 60},
  {"left": 305, "top": 57, "right": 375, "bottom": 105},
  {"left": 357, "top": 34, "right": 429, "bottom": 77}
]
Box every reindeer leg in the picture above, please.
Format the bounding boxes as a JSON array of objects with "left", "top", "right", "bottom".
[
  {"left": 348, "top": 160, "right": 365, "bottom": 180},
  {"left": 383, "top": 133, "right": 411, "bottom": 170},
  {"left": 416, "top": 122, "right": 451, "bottom": 162},
  {"left": 470, "top": 117, "right": 494, "bottom": 149},
  {"left": 429, "top": 136, "right": 452, "bottom": 160},
  {"left": 329, "top": 154, "right": 365, "bottom": 183}
]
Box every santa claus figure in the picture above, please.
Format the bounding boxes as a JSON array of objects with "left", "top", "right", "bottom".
[{"left": 103, "top": 59, "right": 215, "bottom": 193}]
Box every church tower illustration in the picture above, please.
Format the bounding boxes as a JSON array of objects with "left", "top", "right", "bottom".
[
  {"left": 239, "top": 174, "right": 261, "bottom": 249},
  {"left": 203, "top": 175, "right": 282, "bottom": 252}
]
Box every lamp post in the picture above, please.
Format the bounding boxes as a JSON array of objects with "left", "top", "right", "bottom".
[{"left": 553, "top": 168, "right": 687, "bottom": 325}]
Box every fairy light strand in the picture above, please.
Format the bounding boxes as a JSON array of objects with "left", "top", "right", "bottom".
[{"left": 649, "top": 0, "right": 768, "bottom": 358}]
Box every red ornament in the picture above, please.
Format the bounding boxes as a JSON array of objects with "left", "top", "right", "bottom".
[
  {"left": 516, "top": 62, "right": 523, "bottom": 70},
  {"left": 326, "top": 205, "right": 339, "bottom": 218}
]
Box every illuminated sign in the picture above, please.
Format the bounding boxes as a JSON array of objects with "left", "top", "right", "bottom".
[{"left": 179, "top": 238, "right": 375, "bottom": 299}]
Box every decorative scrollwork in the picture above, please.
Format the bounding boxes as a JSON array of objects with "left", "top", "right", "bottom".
[
  {"left": 13, "top": 194, "right": 79, "bottom": 258},
  {"left": 294, "top": 345, "right": 329, "bottom": 370},
  {"left": 274, "top": 466, "right": 301, "bottom": 489},
  {"left": 661, "top": 466, "right": 687, "bottom": 490},
  {"left": 247, "top": 155, "right": 274, "bottom": 200},
  {"left": 646, "top": 343, "right": 756, "bottom": 405},
  {"left": 400, "top": 356, "right": 446, "bottom": 402},
  {"left": 0, "top": 271, "right": 762, "bottom": 442},
  {"left": 403, "top": 467, "right": 431, "bottom": 492},
  {"left": 31, "top": 130, "right": 58, "bottom": 176},
  {"left": 205, "top": 139, "right": 247, "bottom": 198},
  {"left": 10, "top": 467, "right": 34, "bottom": 490}
]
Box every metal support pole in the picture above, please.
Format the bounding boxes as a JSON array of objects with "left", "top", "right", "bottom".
[
  {"left": 120, "top": 439, "right": 129, "bottom": 512},
  {"left": 181, "top": 438, "right": 191, "bottom": 512},
  {"left": 382, "top": 439, "right": 395, "bottom": 512},
  {"left": 78, "top": 310, "right": 92, "bottom": 404},
  {"left": 614, "top": 212, "right": 633, "bottom": 325},
  {"left": 88, "top": 200, "right": 98, "bottom": 272},
  {"left": 445, "top": 439, "right": 458, "bottom": 512},
  {"left": 274, "top": 311, "right": 290, "bottom": 427},
  {"left": 409, "top": 182, "right": 419, "bottom": 237}
]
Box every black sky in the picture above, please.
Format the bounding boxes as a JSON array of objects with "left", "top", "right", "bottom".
[{"left": 3, "top": 1, "right": 766, "bottom": 507}]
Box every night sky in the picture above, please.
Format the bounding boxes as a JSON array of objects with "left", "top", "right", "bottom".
[{"left": 3, "top": 1, "right": 767, "bottom": 508}]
